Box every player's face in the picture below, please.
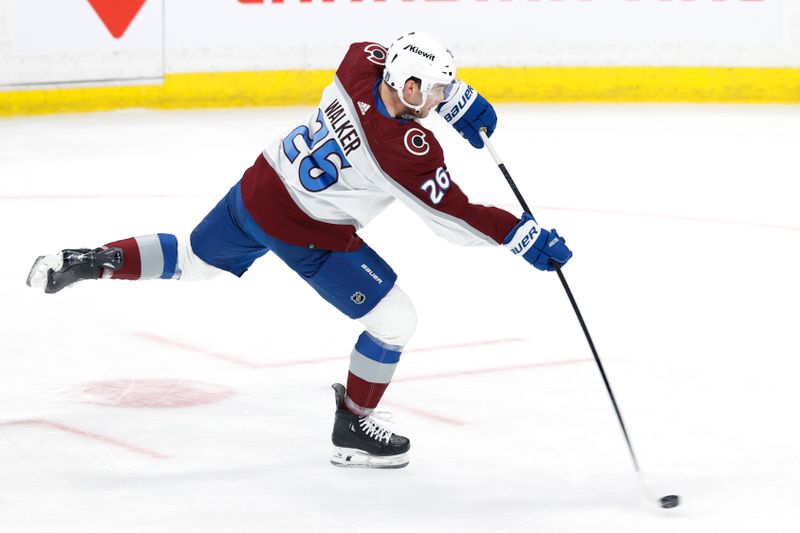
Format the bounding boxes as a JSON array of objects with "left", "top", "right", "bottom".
[{"left": 409, "top": 82, "right": 444, "bottom": 118}]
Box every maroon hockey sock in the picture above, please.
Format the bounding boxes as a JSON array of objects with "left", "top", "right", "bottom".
[
  {"left": 343, "top": 332, "right": 403, "bottom": 416},
  {"left": 344, "top": 373, "right": 390, "bottom": 416},
  {"left": 103, "top": 234, "right": 180, "bottom": 280},
  {"left": 104, "top": 238, "right": 141, "bottom": 280}
]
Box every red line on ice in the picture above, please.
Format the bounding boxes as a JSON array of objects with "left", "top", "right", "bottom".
[
  {"left": 134, "top": 332, "right": 264, "bottom": 369},
  {"left": 406, "top": 338, "right": 528, "bottom": 354},
  {"left": 133, "top": 332, "right": 528, "bottom": 369},
  {"left": 379, "top": 400, "right": 467, "bottom": 426},
  {"left": 392, "top": 358, "right": 592, "bottom": 383},
  {"left": 0, "top": 418, "right": 168, "bottom": 459},
  {"left": 378, "top": 358, "right": 590, "bottom": 425},
  {"left": 494, "top": 203, "right": 800, "bottom": 233}
]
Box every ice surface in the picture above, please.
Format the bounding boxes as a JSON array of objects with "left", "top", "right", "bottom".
[{"left": 1, "top": 104, "right": 799, "bottom": 532}]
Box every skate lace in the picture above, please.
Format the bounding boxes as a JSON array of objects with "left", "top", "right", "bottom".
[{"left": 359, "top": 415, "right": 393, "bottom": 444}]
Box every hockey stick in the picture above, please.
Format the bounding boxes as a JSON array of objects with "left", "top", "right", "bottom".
[
  {"left": 479, "top": 130, "right": 639, "bottom": 470},
  {"left": 479, "top": 130, "right": 679, "bottom": 509}
]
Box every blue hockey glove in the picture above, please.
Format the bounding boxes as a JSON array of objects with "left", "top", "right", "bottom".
[
  {"left": 503, "top": 213, "right": 572, "bottom": 271},
  {"left": 436, "top": 81, "right": 497, "bottom": 149}
]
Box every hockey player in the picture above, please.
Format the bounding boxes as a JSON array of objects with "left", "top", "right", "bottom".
[{"left": 27, "top": 31, "right": 572, "bottom": 469}]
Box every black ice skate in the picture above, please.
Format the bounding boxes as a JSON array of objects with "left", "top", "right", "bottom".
[
  {"left": 330, "top": 383, "right": 410, "bottom": 469},
  {"left": 27, "top": 248, "right": 123, "bottom": 294}
]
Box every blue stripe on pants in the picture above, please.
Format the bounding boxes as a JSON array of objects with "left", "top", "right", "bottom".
[{"left": 157, "top": 233, "right": 179, "bottom": 279}]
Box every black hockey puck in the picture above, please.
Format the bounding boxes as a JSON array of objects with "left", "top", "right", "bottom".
[{"left": 660, "top": 495, "right": 680, "bottom": 509}]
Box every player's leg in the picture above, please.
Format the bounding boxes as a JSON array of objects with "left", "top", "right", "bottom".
[
  {"left": 27, "top": 184, "right": 267, "bottom": 292},
  {"left": 195, "top": 181, "right": 417, "bottom": 467},
  {"left": 345, "top": 284, "right": 417, "bottom": 416},
  {"left": 263, "top": 236, "right": 417, "bottom": 467},
  {"left": 330, "top": 284, "right": 417, "bottom": 468}
]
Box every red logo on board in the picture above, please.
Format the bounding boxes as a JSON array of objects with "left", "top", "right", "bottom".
[{"left": 87, "top": 0, "right": 147, "bottom": 39}]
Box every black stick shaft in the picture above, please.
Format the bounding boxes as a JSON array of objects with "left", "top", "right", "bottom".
[
  {"left": 479, "top": 131, "right": 640, "bottom": 472},
  {"left": 554, "top": 266, "right": 640, "bottom": 472},
  {"left": 497, "top": 163, "right": 533, "bottom": 216}
]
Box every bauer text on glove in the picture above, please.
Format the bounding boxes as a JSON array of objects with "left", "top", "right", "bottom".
[
  {"left": 503, "top": 214, "right": 572, "bottom": 271},
  {"left": 436, "top": 82, "right": 497, "bottom": 149}
]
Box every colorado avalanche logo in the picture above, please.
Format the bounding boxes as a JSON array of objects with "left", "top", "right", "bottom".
[
  {"left": 364, "top": 44, "right": 387, "bottom": 66},
  {"left": 404, "top": 128, "right": 430, "bottom": 157}
]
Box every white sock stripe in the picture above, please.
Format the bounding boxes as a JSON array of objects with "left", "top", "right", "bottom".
[
  {"left": 344, "top": 395, "right": 372, "bottom": 416},
  {"left": 134, "top": 234, "right": 165, "bottom": 280},
  {"left": 349, "top": 349, "right": 398, "bottom": 384}
]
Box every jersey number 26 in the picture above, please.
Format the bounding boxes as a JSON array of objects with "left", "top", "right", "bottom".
[
  {"left": 283, "top": 109, "right": 352, "bottom": 192},
  {"left": 420, "top": 167, "right": 452, "bottom": 205}
]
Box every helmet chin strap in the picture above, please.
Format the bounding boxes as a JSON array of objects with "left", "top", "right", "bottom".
[{"left": 397, "top": 87, "right": 428, "bottom": 115}]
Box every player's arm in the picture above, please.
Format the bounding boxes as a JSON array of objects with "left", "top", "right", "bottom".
[
  {"left": 377, "top": 134, "right": 516, "bottom": 246},
  {"left": 382, "top": 143, "right": 572, "bottom": 270},
  {"left": 413, "top": 165, "right": 519, "bottom": 246},
  {"left": 422, "top": 177, "right": 572, "bottom": 270},
  {"left": 378, "top": 158, "right": 513, "bottom": 246}
]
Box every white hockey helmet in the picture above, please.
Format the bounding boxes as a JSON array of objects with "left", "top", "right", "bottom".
[{"left": 383, "top": 31, "right": 458, "bottom": 113}]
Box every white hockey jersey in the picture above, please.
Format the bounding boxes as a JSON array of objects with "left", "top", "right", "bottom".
[{"left": 239, "top": 42, "right": 518, "bottom": 252}]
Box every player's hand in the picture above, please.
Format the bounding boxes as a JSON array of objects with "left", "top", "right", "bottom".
[
  {"left": 503, "top": 213, "right": 572, "bottom": 272},
  {"left": 436, "top": 82, "right": 497, "bottom": 149}
]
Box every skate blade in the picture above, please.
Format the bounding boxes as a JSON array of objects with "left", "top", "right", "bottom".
[
  {"left": 330, "top": 447, "right": 410, "bottom": 469},
  {"left": 26, "top": 254, "right": 62, "bottom": 289}
]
